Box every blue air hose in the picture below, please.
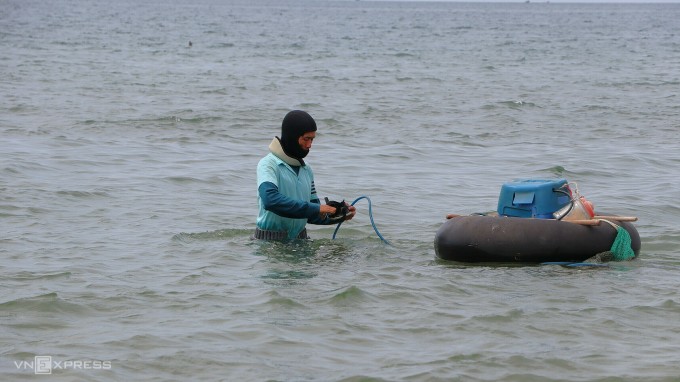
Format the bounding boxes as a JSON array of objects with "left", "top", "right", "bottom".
[{"left": 332, "top": 195, "right": 390, "bottom": 245}]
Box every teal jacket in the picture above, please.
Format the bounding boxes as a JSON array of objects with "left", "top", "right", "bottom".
[{"left": 256, "top": 138, "right": 330, "bottom": 239}]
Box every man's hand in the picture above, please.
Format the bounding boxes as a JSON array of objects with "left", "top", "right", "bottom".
[
  {"left": 344, "top": 204, "right": 357, "bottom": 221},
  {"left": 320, "top": 204, "right": 337, "bottom": 216}
]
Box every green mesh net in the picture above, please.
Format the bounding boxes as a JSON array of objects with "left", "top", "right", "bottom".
[
  {"left": 593, "top": 221, "right": 636, "bottom": 262},
  {"left": 609, "top": 225, "right": 636, "bottom": 261}
]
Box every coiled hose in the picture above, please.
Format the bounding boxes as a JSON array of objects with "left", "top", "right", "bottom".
[{"left": 332, "top": 195, "right": 390, "bottom": 245}]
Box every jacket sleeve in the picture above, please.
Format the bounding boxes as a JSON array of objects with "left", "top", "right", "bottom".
[{"left": 258, "top": 181, "right": 321, "bottom": 220}]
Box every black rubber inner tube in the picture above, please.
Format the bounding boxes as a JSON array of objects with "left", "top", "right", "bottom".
[{"left": 434, "top": 215, "right": 640, "bottom": 263}]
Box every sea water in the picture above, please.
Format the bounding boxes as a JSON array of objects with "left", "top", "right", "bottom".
[{"left": 2, "top": 0, "right": 680, "bottom": 380}]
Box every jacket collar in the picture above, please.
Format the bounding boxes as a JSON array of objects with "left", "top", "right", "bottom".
[{"left": 269, "top": 138, "right": 304, "bottom": 167}]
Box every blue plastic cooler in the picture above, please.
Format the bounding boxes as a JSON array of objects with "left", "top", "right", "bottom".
[{"left": 497, "top": 179, "right": 570, "bottom": 218}]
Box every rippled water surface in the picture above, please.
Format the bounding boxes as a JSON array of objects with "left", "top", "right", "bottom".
[{"left": 2, "top": 0, "right": 680, "bottom": 380}]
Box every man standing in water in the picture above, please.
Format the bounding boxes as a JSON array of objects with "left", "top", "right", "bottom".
[{"left": 254, "top": 110, "right": 356, "bottom": 240}]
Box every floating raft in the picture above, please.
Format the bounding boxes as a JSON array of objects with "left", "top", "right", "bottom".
[{"left": 434, "top": 214, "right": 641, "bottom": 263}]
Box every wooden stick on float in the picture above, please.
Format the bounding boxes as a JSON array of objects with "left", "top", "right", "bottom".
[
  {"left": 445, "top": 214, "right": 600, "bottom": 225},
  {"left": 444, "top": 214, "right": 635, "bottom": 225},
  {"left": 563, "top": 216, "right": 638, "bottom": 225},
  {"left": 563, "top": 219, "right": 601, "bottom": 226},
  {"left": 592, "top": 215, "right": 638, "bottom": 222}
]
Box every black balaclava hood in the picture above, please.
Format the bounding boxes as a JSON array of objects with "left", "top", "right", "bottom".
[{"left": 278, "top": 110, "right": 317, "bottom": 162}]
